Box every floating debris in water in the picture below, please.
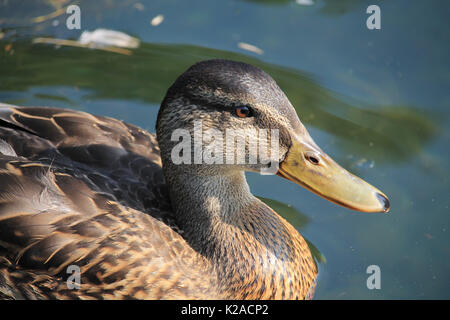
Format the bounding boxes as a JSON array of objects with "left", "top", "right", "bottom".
[
  {"left": 424, "top": 233, "right": 434, "bottom": 240},
  {"left": 33, "top": 29, "right": 140, "bottom": 56},
  {"left": 79, "top": 29, "right": 140, "bottom": 49},
  {"left": 133, "top": 2, "right": 145, "bottom": 11},
  {"left": 33, "top": 28, "right": 140, "bottom": 56},
  {"left": 32, "top": 6, "right": 67, "bottom": 23},
  {"left": 296, "top": 0, "right": 314, "bottom": 6},
  {"left": 355, "top": 158, "right": 375, "bottom": 169},
  {"left": 237, "top": 42, "right": 264, "bottom": 55},
  {"left": 151, "top": 14, "right": 164, "bottom": 26}
]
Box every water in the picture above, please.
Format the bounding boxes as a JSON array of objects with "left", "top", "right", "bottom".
[{"left": 1, "top": 0, "right": 449, "bottom": 299}]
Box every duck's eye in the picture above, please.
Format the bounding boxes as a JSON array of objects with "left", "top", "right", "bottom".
[{"left": 235, "top": 106, "right": 253, "bottom": 118}]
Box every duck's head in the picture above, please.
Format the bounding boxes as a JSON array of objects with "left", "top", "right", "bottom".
[{"left": 157, "top": 59, "right": 389, "bottom": 213}]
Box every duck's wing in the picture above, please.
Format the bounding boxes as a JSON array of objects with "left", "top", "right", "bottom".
[
  {"left": 0, "top": 104, "right": 172, "bottom": 221},
  {"left": 0, "top": 104, "right": 213, "bottom": 299}
]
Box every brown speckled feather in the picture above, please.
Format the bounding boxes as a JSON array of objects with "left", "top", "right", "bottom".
[{"left": 0, "top": 104, "right": 217, "bottom": 299}]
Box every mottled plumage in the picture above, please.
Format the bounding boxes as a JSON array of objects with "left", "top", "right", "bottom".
[{"left": 0, "top": 105, "right": 220, "bottom": 299}]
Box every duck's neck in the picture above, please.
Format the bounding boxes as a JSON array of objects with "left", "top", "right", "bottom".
[{"left": 164, "top": 167, "right": 317, "bottom": 299}]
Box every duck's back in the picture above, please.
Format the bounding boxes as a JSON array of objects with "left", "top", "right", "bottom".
[{"left": 0, "top": 104, "right": 216, "bottom": 299}]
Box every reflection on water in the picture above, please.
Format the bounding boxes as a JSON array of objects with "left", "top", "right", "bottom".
[
  {"left": 0, "top": 40, "right": 438, "bottom": 167},
  {"left": 1, "top": 0, "right": 449, "bottom": 299},
  {"left": 242, "top": 0, "right": 364, "bottom": 15},
  {"left": 319, "top": 0, "right": 365, "bottom": 15}
]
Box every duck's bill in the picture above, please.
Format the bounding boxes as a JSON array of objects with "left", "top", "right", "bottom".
[{"left": 277, "top": 135, "right": 390, "bottom": 213}]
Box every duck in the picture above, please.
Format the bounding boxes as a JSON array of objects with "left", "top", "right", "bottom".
[{"left": 0, "top": 59, "right": 389, "bottom": 300}]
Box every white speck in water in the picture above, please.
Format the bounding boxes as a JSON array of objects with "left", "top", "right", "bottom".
[
  {"left": 237, "top": 42, "right": 264, "bottom": 55},
  {"left": 79, "top": 29, "right": 140, "bottom": 49},
  {"left": 355, "top": 158, "right": 375, "bottom": 169},
  {"left": 296, "top": 0, "right": 314, "bottom": 6},
  {"left": 133, "top": 3, "right": 145, "bottom": 11},
  {"left": 151, "top": 14, "right": 164, "bottom": 26}
]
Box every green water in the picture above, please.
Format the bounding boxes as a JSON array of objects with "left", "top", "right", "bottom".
[{"left": 0, "top": 0, "right": 449, "bottom": 299}]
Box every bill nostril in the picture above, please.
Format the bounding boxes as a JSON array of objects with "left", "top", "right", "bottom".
[
  {"left": 376, "top": 192, "right": 390, "bottom": 213},
  {"left": 305, "top": 152, "right": 320, "bottom": 165}
]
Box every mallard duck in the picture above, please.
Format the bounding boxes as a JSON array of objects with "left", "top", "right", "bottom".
[{"left": 0, "top": 59, "right": 389, "bottom": 300}]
